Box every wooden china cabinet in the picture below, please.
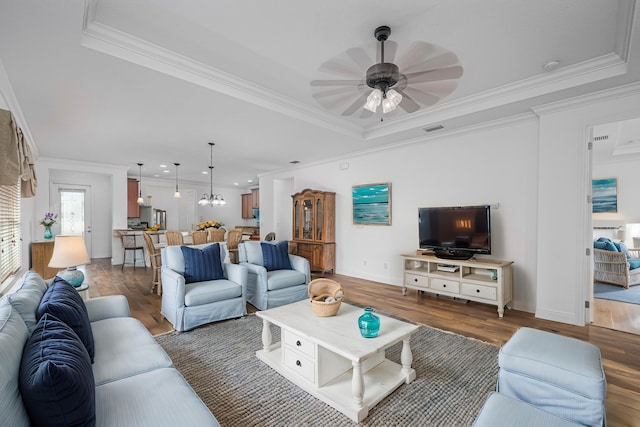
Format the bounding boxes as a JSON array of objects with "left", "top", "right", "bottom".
[{"left": 290, "top": 189, "right": 335, "bottom": 273}]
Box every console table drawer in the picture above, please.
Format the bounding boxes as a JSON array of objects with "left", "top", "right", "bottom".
[
  {"left": 283, "top": 347, "right": 315, "bottom": 383},
  {"left": 405, "top": 273, "right": 429, "bottom": 288},
  {"left": 283, "top": 330, "right": 315, "bottom": 359},
  {"left": 461, "top": 283, "right": 497, "bottom": 300},
  {"left": 430, "top": 278, "right": 459, "bottom": 293}
]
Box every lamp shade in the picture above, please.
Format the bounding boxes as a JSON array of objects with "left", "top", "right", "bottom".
[
  {"left": 48, "top": 236, "right": 90, "bottom": 287},
  {"left": 48, "top": 235, "right": 91, "bottom": 268}
]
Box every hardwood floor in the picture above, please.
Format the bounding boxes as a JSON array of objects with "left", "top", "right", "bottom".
[
  {"left": 85, "top": 258, "right": 640, "bottom": 426},
  {"left": 593, "top": 297, "right": 640, "bottom": 335}
]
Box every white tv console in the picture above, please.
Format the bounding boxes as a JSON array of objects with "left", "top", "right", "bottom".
[{"left": 401, "top": 253, "right": 514, "bottom": 318}]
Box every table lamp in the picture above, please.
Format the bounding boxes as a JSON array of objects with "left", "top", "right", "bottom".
[{"left": 48, "top": 235, "right": 91, "bottom": 287}]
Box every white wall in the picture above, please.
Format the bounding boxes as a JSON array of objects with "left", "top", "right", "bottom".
[{"left": 260, "top": 116, "right": 540, "bottom": 314}]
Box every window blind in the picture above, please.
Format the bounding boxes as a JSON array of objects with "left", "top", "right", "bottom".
[{"left": 0, "top": 179, "right": 21, "bottom": 282}]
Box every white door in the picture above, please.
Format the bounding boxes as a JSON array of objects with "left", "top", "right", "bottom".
[{"left": 51, "top": 184, "right": 93, "bottom": 258}]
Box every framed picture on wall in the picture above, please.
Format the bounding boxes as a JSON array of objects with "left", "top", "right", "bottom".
[
  {"left": 592, "top": 177, "right": 617, "bottom": 213},
  {"left": 352, "top": 182, "right": 392, "bottom": 225}
]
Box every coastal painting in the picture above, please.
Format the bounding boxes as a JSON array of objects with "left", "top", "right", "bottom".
[
  {"left": 352, "top": 183, "right": 391, "bottom": 225},
  {"left": 592, "top": 178, "right": 617, "bottom": 213}
]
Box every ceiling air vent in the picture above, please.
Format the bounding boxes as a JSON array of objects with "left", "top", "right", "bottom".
[
  {"left": 593, "top": 135, "right": 609, "bottom": 141},
  {"left": 423, "top": 124, "right": 444, "bottom": 133}
]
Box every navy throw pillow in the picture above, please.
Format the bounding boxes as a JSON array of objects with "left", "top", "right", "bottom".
[
  {"left": 19, "top": 313, "right": 96, "bottom": 427},
  {"left": 261, "top": 241, "right": 292, "bottom": 271},
  {"left": 181, "top": 243, "right": 224, "bottom": 284},
  {"left": 37, "top": 277, "right": 95, "bottom": 362}
]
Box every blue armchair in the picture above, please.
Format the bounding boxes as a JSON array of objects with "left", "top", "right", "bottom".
[
  {"left": 161, "top": 243, "right": 247, "bottom": 331},
  {"left": 238, "top": 241, "right": 310, "bottom": 310}
]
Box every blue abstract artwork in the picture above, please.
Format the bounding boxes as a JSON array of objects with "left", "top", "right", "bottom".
[
  {"left": 352, "top": 183, "right": 391, "bottom": 225},
  {"left": 592, "top": 178, "right": 617, "bottom": 213}
]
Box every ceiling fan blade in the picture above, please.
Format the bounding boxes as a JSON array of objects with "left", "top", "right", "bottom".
[
  {"left": 311, "top": 79, "right": 362, "bottom": 87},
  {"left": 402, "top": 87, "right": 440, "bottom": 107},
  {"left": 396, "top": 41, "right": 436, "bottom": 70},
  {"left": 396, "top": 90, "right": 421, "bottom": 113},
  {"left": 359, "top": 108, "right": 374, "bottom": 119},
  {"left": 410, "top": 80, "right": 459, "bottom": 97},
  {"left": 317, "top": 91, "right": 363, "bottom": 110},
  {"left": 318, "top": 58, "right": 363, "bottom": 79},
  {"left": 341, "top": 93, "right": 368, "bottom": 116},
  {"left": 405, "top": 66, "right": 464, "bottom": 83},
  {"left": 345, "top": 47, "right": 373, "bottom": 70},
  {"left": 312, "top": 86, "right": 360, "bottom": 99},
  {"left": 403, "top": 51, "right": 460, "bottom": 74}
]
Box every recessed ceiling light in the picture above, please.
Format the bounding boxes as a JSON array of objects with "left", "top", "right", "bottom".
[
  {"left": 248, "top": 179, "right": 254, "bottom": 183},
  {"left": 153, "top": 174, "right": 159, "bottom": 177},
  {"left": 233, "top": 182, "right": 239, "bottom": 186},
  {"left": 202, "top": 171, "right": 208, "bottom": 174},
  {"left": 163, "top": 170, "right": 170, "bottom": 173},
  {"left": 160, "top": 164, "right": 167, "bottom": 168}
]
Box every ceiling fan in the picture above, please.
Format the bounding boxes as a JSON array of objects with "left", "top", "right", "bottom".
[{"left": 311, "top": 25, "right": 463, "bottom": 119}]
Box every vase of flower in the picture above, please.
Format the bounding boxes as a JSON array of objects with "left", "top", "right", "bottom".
[
  {"left": 358, "top": 307, "right": 380, "bottom": 338},
  {"left": 40, "top": 212, "right": 58, "bottom": 240}
]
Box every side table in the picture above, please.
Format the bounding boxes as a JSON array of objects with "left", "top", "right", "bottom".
[{"left": 75, "top": 282, "right": 90, "bottom": 301}]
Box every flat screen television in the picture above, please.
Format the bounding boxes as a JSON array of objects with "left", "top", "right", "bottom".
[{"left": 418, "top": 205, "right": 491, "bottom": 260}]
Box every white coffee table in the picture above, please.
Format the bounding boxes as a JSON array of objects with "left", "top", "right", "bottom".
[{"left": 256, "top": 300, "right": 419, "bottom": 422}]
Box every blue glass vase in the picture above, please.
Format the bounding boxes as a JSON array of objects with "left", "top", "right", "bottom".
[
  {"left": 358, "top": 307, "right": 380, "bottom": 338},
  {"left": 43, "top": 226, "right": 53, "bottom": 240}
]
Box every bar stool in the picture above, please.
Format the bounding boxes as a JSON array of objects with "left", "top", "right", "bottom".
[{"left": 117, "top": 231, "right": 146, "bottom": 270}]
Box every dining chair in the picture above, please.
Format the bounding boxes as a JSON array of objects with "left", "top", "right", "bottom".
[
  {"left": 143, "top": 231, "right": 162, "bottom": 294},
  {"left": 192, "top": 230, "right": 208, "bottom": 245},
  {"left": 226, "top": 229, "right": 243, "bottom": 264},
  {"left": 165, "top": 230, "right": 184, "bottom": 246},
  {"left": 264, "top": 232, "right": 276, "bottom": 241},
  {"left": 207, "top": 228, "right": 226, "bottom": 242},
  {"left": 116, "top": 231, "right": 146, "bottom": 270}
]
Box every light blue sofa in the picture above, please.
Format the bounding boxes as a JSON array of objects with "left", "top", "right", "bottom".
[
  {"left": 161, "top": 242, "right": 247, "bottom": 331},
  {"left": 238, "top": 240, "right": 310, "bottom": 310},
  {"left": 0, "top": 271, "right": 218, "bottom": 426}
]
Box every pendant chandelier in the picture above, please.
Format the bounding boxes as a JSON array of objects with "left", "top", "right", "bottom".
[
  {"left": 198, "top": 142, "right": 226, "bottom": 206},
  {"left": 174, "top": 163, "right": 181, "bottom": 198},
  {"left": 136, "top": 162, "right": 144, "bottom": 204}
]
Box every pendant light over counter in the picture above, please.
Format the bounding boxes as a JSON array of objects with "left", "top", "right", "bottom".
[
  {"left": 198, "top": 142, "right": 226, "bottom": 207},
  {"left": 174, "top": 162, "right": 181, "bottom": 198},
  {"left": 136, "top": 162, "right": 144, "bottom": 204}
]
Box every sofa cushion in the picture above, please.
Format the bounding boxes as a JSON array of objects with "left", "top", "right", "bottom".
[
  {"left": 266, "top": 269, "right": 307, "bottom": 291},
  {"left": 0, "top": 299, "right": 30, "bottom": 427},
  {"left": 19, "top": 313, "right": 95, "bottom": 427},
  {"left": 243, "top": 241, "right": 264, "bottom": 265},
  {"left": 37, "top": 277, "right": 95, "bottom": 362},
  {"left": 95, "top": 368, "right": 219, "bottom": 427},
  {"left": 184, "top": 280, "right": 242, "bottom": 306},
  {"left": 261, "top": 241, "right": 292, "bottom": 271},
  {"left": 7, "top": 271, "right": 49, "bottom": 334},
  {"left": 614, "top": 241, "right": 633, "bottom": 258},
  {"left": 181, "top": 244, "right": 224, "bottom": 283},
  {"left": 593, "top": 238, "right": 618, "bottom": 252},
  {"left": 91, "top": 317, "right": 172, "bottom": 386}
]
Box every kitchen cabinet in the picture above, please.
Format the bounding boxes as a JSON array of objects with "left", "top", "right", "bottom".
[
  {"left": 251, "top": 188, "right": 260, "bottom": 209},
  {"left": 290, "top": 189, "right": 335, "bottom": 273},
  {"left": 241, "top": 193, "right": 254, "bottom": 219},
  {"left": 127, "top": 179, "right": 139, "bottom": 217}
]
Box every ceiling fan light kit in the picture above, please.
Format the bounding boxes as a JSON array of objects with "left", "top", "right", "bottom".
[{"left": 311, "top": 25, "right": 463, "bottom": 119}]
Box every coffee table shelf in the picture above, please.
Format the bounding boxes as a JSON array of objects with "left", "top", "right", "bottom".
[{"left": 256, "top": 301, "right": 419, "bottom": 422}]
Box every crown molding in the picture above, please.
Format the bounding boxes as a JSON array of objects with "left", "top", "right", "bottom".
[
  {"left": 531, "top": 81, "right": 640, "bottom": 115},
  {"left": 80, "top": 2, "right": 362, "bottom": 139}
]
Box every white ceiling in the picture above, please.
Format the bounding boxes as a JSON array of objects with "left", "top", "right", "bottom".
[{"left": 1, "top": 0, "right": 639, "bottom": 189}]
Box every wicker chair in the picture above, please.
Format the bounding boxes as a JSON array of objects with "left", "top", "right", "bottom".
[
  {"left": 593, "top": 248, "right": 640, "bottom": 288},
  {"left": 264, "top": 232, "right": 276, "bottom": 241},
  {"left": 226, "top": 229, "right": 243, "bottom": 264},
  {"left": 191, "top": 230, "right": 208, "bottom": 245},
  {"left": 165, "top": 230, "right": 184, "bottom": 246},
  {"left": 207, "top": 228, "right": 225, "bottom": 242},
  {"left": 143, "top": 231, "right": 162, "bottom": 294}
]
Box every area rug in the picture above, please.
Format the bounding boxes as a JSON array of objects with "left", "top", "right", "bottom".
[
  {"left": 155, "top": 314, "right": 498, "bottom": 426},
  {"left": 594, "top": 282, "right": 640, "bottom": 304}
]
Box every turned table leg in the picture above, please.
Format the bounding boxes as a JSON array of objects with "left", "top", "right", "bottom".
[
  {"left": 401, "top": 338, "right": 417, "bottom": 383},
  {"left": 351, "top": 361, "right": 364, "bottom": 406},
  {"left": 261, "top": 319, "right": 272, "bottom": 352}
]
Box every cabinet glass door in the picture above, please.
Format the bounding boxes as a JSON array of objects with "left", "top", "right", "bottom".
[
  {"left": 303, "top": 199, "right": 313, "bottom": 239},
  {"left": 316, "top": 197, "right": 323, "bottom": 241},
  {"left": 294, "top": 200, "right": 300, "bottom": 239}
]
